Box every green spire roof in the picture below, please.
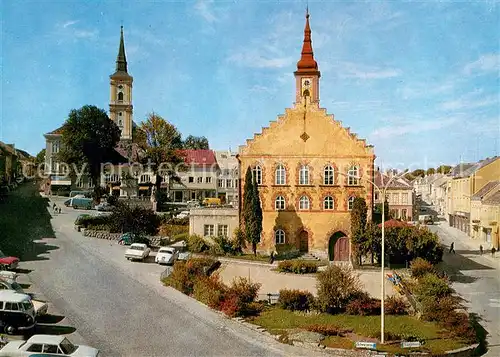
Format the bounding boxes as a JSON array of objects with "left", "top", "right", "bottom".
[{"left": 116, "top": 26, "right": 127, "bottom": 73}]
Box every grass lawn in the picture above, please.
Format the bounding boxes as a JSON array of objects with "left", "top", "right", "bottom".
[
  {"left": 221, "top": 254, "right": 270, "bottom": 262},
  {"left": 248, "top": 307, "right": 468, "bottom": 354},
  {"left": 0, "top": 182, "right": 55, "bottom": 258}
]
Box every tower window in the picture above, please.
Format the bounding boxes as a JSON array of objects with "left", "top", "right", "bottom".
[
  {"left": 118, "top": 92, "right": 124, "bottom": 101},
  {"left": 118, "top": 85, "right": 123, "bottom": 89},
  {"left": 303, "top": 89, "right": 310, "bottom": 97},
  {"left": 118, "top": 112, "right": 122, "bottom": 116}
]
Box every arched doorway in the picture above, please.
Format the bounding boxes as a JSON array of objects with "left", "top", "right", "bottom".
[
  {"left": 299, "top": 230, "right": 309, "bottom": 252},
  {"left": 328, "top": 232, "right": 349, "bottom": 261}
]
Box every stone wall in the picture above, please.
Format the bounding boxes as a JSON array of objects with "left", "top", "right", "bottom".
[{"left": 82, "top": 229, "right": 165, "bottom": 247}]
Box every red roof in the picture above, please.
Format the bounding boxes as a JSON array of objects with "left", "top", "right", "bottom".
[
  {"left": 46, "top": 125, "right": 65, "bottom": 135},
  {"left": 180, "top": 149, "right": 217, "bottom": 166},
  {"left": 378, "top": 219, "right": 410, "bottom": 228},
  {"left": 296, "top": 12, "right": 319, "bottom": 73}
]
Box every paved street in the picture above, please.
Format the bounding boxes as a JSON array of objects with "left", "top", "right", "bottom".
[
  {"left": 20, "top": 197, "right": 331, "bottom": 357},
  {"left": 429, "top": 221, "right": 500, "bottom": 357}
]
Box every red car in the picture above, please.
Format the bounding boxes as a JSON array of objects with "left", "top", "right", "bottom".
[{"left": 0, "top": 250, "right": 19, "bottom": 270}]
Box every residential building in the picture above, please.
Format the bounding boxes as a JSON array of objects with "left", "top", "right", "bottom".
[
  {"left": 0, "top": 141, "right": 18, "bottom": 185},
  {"left": 215, "top": 150, "right": 239, "bottom": 207},
  {"left": 448, "top": 157, "right": 500, "bottom": 235},
  {"left": 412, "top": 173, "right": 445, "bottom": 202},
  {"left": 170, "top": 150, "right": 219, "bottom": 202},
  {"left": 374, "top": 171, "right": 414, "bottom": 221},
  {"left": 429, "top": 175, "right": 450, "bottom": 215},
  {"left": 237, "top": 12, "right": 375, "bottom": 261},
  {"left": 189, "top": 207, "right": 239, "bottom": 239},
  {"left": 471, "top": 181, "right": 500, "bottom": 249}
]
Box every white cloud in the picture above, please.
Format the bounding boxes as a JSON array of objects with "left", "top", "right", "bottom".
[
  {"left": 370, "top": 117, "right": 457, "bottom": 139},
  {"left": 62, "top": 20, "right": 79, "bottom": 28},
  {"left": 74, "top": 29, "right": 98, "bottom": 39},
  {"left": 228, "top": 50, "right": 293, "bottom": 69},
  {"left": 463, "top": 54, "right": 500, "bottom": 75},
  {"left": 440, "top": 94, "right": 498, "bottom": 111},
  {"left": 335, "top": 61, "right": 402, "bottom": 79},
  {"left": 398, "top": 80, "right": 456, "bottom": 99},
  {"left": 334, "top": 100, "right": 385, "bottom": 112},
  {"left": 194, "top": 0, "right": 217, "bottom": 23}
]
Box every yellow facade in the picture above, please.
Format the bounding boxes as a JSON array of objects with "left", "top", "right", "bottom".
[{"left": 473, "top": 158, "right": 500, "bottom": 193}]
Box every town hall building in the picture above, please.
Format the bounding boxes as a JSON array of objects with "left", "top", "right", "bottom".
[{"left": 237, "top": 11, "right": 375, "bottom": 261}]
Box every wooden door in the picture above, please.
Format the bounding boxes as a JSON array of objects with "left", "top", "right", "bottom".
[
  {"left": 334, "top": 237, "right": 349, "bottom": 261},
  {"left": 299, "top": 231, "right": 308, "bottom": 252}
]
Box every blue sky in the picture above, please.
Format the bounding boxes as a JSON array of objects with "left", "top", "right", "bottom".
[{"left": 2, "top": 1, "right": 499, "bottom": 169}]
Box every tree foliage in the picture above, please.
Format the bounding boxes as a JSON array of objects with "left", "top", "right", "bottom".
[
  {"left": 426, "top": 168, "right": 436, "bottom": 175},
  {"left": 35, "top": 149, "right": 46, "bottom": 166},
  {"left": 59, "top": 105, "right": 121, "bottom": 184},
  {"left": 350, "top": 197, "right": 367, "bottom": 264},
  {"left": 242, "top": 167, "right": 262, "bottom": 255},
  {"left": 183, "top": 135, "right": 209, "bottom": 150},
  {"left": 436, "top": 165, "right": 452, "bottom": 174},
  {"left": 139, "top": 113, "right": 185, "bottom": 204},
  {"left": 109, "top": 202, "right": 160, "bottom": 236}
]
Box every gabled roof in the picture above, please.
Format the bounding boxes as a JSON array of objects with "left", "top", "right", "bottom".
[
  {"left": 449, "top": 163, "right": 475, "bottom": 177},
  {"left": 483, "top": 190, "right": 500, "bottom": 205},
  {"left": 375, "top": 171, "right": 412, "bottom": 189},
  {"left": 181, "top": 149, "right": 217, "bottom": 166},
  {"left": 453, "top": 157, "right": 499, "bottom": 178},
  {"left": 45, "top": 125, "right": 65, "bottom": 136},
  {"left": 472, "top": 181, "right": 500, "bottom": 201}
]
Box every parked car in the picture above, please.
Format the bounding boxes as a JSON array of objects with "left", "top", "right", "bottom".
[
  {"left": 0, "top": 334, "right": 99, "bottom": 356},
  {"left": 175, "top": 211, "right": 189, "bottom": 219},
  {"left": 95, "top": 202, "right": 113, "bottom": 212},
  {"left": 0, "top": 251, "right": 19, "bottom": 271},
  {"left": 155, "top": 247, "right": 178, "bottom": 265},
  {"left": 0, "top": 291, "right": 35, "bottom": 334},
  {"left": 0, "top": 271, "right": 17, "bottom": 281},
  {"left": 69, "top": 197, "right": 93, "bottom": 210},
  {"left": 202, "top": 197, "right": 221, "bottom": 206},
  {"left": 0, "top": 278, "right": 48, "bottom": 316},
  {"left": 170, "top": 240, "right": 191, "bottom": 261},
  {"left": 125, "top": 243, "right": 151, "bottom": 261}
]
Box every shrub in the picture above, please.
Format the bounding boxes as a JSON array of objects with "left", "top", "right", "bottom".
[
  {"left": 163, "top": 257, "right": 219, "bottom": 295},
  {"left": 187, "top": 235, "right": 208, "bottom": 253},
  {"left": 159, "top": 224, "right": 188, "bottom": 237},
  {"left": 278, "top": 289, "right": 315, "bottom": 312},
  {"left": 277, "top": 260, "right": 318, "bottom": 274},
  {"left": 415, "top": 273, "right": 454, "bottom": 302},
  {"left": 109, "top": 203, "right": 160, "bottom": 235},
  {"left": 316, "top": 265, "right": 362, "bottom": 313},
  {"left": 221, "top": 277, "right": 261, "bottom": 317},
  {"left": 193, "top": 274, "right": 226, "bottom": 309},
  {"left": 228, "top": 277, "right": 261, "bottom": 304},
  {"left": 443, "top": 312, "right": 476, "bottom": 343},
  {"left": 275, "top": 244, "right": 301, "bottom": 260},
  {"left": 208, "top": 243, "right": 225, "bottom": 256},
  {"left": 305, "top": 324, "right": 351, "bottom": 337},
  {"left": 77, "top": 215, "right": 111, "bottom": 229},
  {"left": 232, "top": 228, "right": 246, "bottom": 253},
  {"left": 220, "top": 294, "right": 239, "bottom": 317},
  {"left": 410, "top": 257, "right": 435, "bottom": 278},
  {"left": 212, "top": 235, "right": 237, "bottom": 255},
  {"left": 421, "top": 295, "right": 464, "bottom": 322},
  {"left": 384, "top": 295, "right": 408, "bottom": 315},
  {"left": 345, "top": 292, "right": 381, "bottom": 316},
  {"left": 106, "top": 195, "right": 118, "bottom": 206}
]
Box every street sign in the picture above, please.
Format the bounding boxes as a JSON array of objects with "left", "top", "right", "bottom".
[
  {"left": 401, "top": 341, "right": 422, "bottom": 348},
  {"left": 355, "top": 341, "right": 377, "bottom": 349}
]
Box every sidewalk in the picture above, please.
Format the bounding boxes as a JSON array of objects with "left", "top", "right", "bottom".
[{"left": 435, "top": 221, "right": 500, "bottom": 268}]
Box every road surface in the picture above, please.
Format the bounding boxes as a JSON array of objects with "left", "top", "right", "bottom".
[{"left": 21, "top": 198, "right": 329, "bottom": 357}]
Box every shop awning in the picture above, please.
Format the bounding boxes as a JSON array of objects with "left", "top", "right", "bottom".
[
  {"left": 139, "top": 186, "right": 150, "bottom": 191},
  {"left": 112, "top": 186, "right": 121, "bottom": 190}
]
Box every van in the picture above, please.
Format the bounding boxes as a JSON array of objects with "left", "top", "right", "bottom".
[
  {"left": 0, "top": 291, "right": 35, "bottom": 334},
  {"left": 69, "top": 198, "right": 93, "bottom": 210},
  {"left": 202, "top": 197, "right": 221, "bottom": 206}
]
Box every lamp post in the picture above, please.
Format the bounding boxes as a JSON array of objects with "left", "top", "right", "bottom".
[{"left": 340, "top": 169, "right": 404, "bottom": 344}]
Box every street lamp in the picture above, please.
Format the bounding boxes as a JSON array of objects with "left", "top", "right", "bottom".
[{"left": 340, "top": 169, "right": 405, "bottom": 344}]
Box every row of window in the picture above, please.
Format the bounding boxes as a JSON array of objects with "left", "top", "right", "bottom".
[
  {"left": 275, "top": 195, "right": 356, "bottom": 211},
  {"left": 374, "top": 192, "right": 410, "bottom": 205},
  {"left": 204, "top": 224, "right": 229, "bottom": 237},
  {"left": 218, "top": 178, "right": 238, "bottom": 188},
  {"left": 252, "top": 164, "right": 360, "bottom": 186}
]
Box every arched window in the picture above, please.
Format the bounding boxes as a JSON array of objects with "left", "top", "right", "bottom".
[
  {"left": 348, "top": 196, "right": 355, "bottom": 210},
  {"left": 324, "top": 196, "right": 334, "bottom": 210},
  {"left": 324, "top": 165, "right": 334, "bottom": 185},
  {"left": 299, "top": 165, "right": 309, "bottom": 185},
  {"left": 275, "top": 196, "right": 285, "bottom": 211},
  {"left": 117, "top": 92, "right": 124, "bottom": 101},
  {"left": 275, "top": 229, "right": 285, "bottom": 244},
  {"left": 299, "top": 196, "right": 310, "bottom": 210},
  {"left": 348, "top": 165, "right": 359, "bottom": 185},
  {"left": 252, "top": 165, "right": 262, "bottom": 185},
  {"left": 275, "top": 164, "right": 286, "bottom": 185}
]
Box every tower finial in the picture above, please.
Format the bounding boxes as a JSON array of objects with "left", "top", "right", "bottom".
[
  {"left": 296, "top": 9, "right": 318, "bottom": 73},
  {"left": 116, "top": 26, "right": 127, "bottom": 73}
]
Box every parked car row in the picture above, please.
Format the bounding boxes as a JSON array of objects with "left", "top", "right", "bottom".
[{"left": 120, "top": 235, "right": 191, "bottom": 265}]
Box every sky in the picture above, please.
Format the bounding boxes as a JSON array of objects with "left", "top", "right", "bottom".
[{"left": 1, "top": 0, "right": 499, "bottom": 170}]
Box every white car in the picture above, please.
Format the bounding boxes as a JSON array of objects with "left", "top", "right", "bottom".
[
  {"left": 0, "top": 278, "right": 48, "bottom": 316},
  {"left": 0, "top": 334, "right": 99, "bottom": 356},
  {"left": 155, "top": 247, "right": 178, "bottom": 265},
  {"left": 175, "top": 211, "right": 189, "bottom": 219},
  {"left": 125, "top": 243, "right": 151, "bottom": 261}
]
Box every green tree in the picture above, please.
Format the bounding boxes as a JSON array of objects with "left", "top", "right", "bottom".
[
  {"left": 242, "top": 167, "right": 260, "bottom": 255},
  {"left": 426, "top": 168, "right": 436, "bottom": 175},
  {"left": 250, "top": 172, "right": 263, "bottom": 255},
  {"left": 350, "top": 197, "right": 367, "bottom": 265},
  {"left": 139, "top": 113, "right": 185, "bottom": 208},
  {"left": 183, "top": 135, "right": 209, "bottom": 150},
  {"left": 58, "top": 105, "right": 121, "bottom": 200},
  {"left": 373, "top": 199, "right": 390, "bottom": 224},
  {"left": 436, "top": 165, "right": 452, "bottom": 174},
  {"left": 35, "top": 149, "right": 45, "bottom": 165}
]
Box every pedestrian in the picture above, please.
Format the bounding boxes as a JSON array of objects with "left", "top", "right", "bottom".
[
  {"left": 58, "top": 207, "right": 62, "bottom": 214},
  {"left": 492, "top": 247, "right": 497, "bottom": 257},
  {"left": 269, "top": 251, "right": 275, "bottom": 265},
  {"left": 449, "top": 242, "right": 455, "bottom": 254},
  {"left": 52, "top": 203, "right": 56, "bottom": 211},
  {"left": 479, "top": 245, "right": 483, "bottom": 255}
]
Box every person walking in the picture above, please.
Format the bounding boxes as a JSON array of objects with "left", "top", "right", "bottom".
[
  {"left": 479, "top": 245, "right": 483, "bottom": 255},
  {"left": 449, "top": 242, "right": 455, "bottom": 254},
  {"left": 492, "top": 247, "right": 497, "bottom": 257},
  {"left": 269, "top": 251, "right": 275, "bottom": 264}
]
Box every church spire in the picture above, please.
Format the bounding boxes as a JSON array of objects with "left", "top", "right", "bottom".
[
  {"left": 296, "top": 9, "right": 318, "bottom": 73},
  {"left": 116, "top": 26, "right": 128, "bottom": 73}
]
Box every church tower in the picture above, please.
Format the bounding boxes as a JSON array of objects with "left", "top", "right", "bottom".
[
  {"left": 109, "top": 26, "right": 133, "bottom": 141},
  {"left": 294, "top": 9, "right": 321, "bottom": 106}
]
